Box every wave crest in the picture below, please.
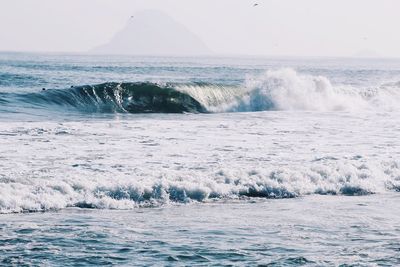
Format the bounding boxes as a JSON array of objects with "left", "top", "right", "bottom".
[
  {"left": 3, "top": 68, "right": 400, "bottom": 114},
  {"left": 10, "top": 82, "right": 205, "bottom": 114}
]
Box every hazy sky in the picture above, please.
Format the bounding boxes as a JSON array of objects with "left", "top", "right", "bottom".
[{"left": 1, "top": 0, "right": 400, "bottom": 57}]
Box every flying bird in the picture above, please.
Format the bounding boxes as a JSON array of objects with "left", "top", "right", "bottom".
[{"left": 253, "top": 3, "right": 259, "bottom": 7}]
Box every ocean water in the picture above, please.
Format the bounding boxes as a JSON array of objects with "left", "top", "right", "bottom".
[{"left": 1, "top": 52, "right": 400, "bottom": 265}]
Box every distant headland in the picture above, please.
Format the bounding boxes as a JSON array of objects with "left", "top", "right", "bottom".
[{"left": 90, "top": 10, "right": 212, "bottom": 56}]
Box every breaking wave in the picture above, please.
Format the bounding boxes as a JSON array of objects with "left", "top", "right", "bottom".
[
  {"left": 1, "top": 68, "right": 400, "bottom": 114},
  {"left": 1, "top": 159, "right": 400, "bottom": 213},
  {"left": 13, "top": 82, "right": 206, "bottom": 113}
]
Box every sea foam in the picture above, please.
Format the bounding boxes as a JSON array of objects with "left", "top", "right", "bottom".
[
  {"left": 1, "top": 111, "right": 399, "bottom": 213},
  {"left": 0, "top": 159, "right": 399, "bottom": 213},
  {"left": 179, "top": 68, "right": 400, "bottom": 112}
]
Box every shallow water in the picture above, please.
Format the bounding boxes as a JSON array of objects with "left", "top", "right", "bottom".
[{"left": 1, "top": 194, "right": 400, "bottom": 266}]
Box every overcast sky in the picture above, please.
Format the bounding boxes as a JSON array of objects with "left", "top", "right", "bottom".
[{"left": 1, "top": 0, "right": 399, "bottom": 57}]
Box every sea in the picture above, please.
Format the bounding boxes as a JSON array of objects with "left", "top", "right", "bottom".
[{"left": 1, "top": 52, "right": 400, "bottom": 266}]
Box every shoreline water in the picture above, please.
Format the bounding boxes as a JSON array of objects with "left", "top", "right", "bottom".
[{"left": 1, "top": 194, "right": 399, "bottom": 266}]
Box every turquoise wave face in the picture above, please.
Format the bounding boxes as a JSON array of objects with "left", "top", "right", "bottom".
[{"left": 0, "top": 82, "right": 207, "bottom": 114}]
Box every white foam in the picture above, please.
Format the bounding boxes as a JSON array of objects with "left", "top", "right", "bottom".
[
  {"left": 177, "top": 69, "right": 400, "bottom": 112},
  {"left": 0, "top": 159, "right": 398, "bottom": 213},
  {"left": 1, "top": 111, "right": 399, "bottom": 213},
  {"left": 240, "top": 69, "right": 368, "bottom": 111}
]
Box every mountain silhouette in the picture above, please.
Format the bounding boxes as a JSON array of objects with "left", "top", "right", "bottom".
[{"left": 91, "top": 10, "right": 211, "bottom": 56}]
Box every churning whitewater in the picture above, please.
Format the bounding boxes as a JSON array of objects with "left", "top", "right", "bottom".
[{"left": 1, "top": 111, "right": 400, "bottom": 213}]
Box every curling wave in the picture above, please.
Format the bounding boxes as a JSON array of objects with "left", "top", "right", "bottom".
[
  {"left": 15, "top": 82, "right": 206, "bottom": 113},
  {"left": 2, "top": 68, "right": 400, "bottom": 114}
]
